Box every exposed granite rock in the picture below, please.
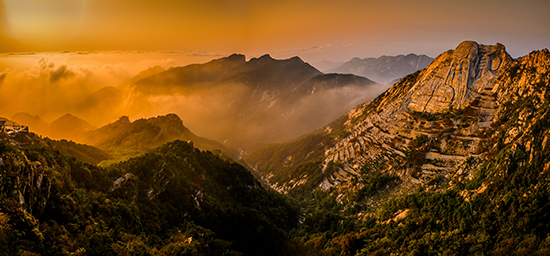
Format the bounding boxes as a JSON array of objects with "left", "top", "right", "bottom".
[
  {"left": 407, "top": 41, "right": 513, "bottom": 113},
  {"left": 314, "top": 42, "right": 548, "bottom": 191}
]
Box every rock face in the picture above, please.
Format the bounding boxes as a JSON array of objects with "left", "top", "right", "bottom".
[
  {"left": 406, "top": 41, "right": 513, "bottom": 113},
  {"left": 0, "top": 138, "right": 52, "bottom": 216},
  {"left": 249, "top": 41, "right": 550, "bottom": 203},
  {"left": 316, "top": 42, "right": 541, "bottom": 190}
]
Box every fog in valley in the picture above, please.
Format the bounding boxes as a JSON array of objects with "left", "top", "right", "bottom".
[{"left": 0, "top": 52, "right": 389, "bottom": 150}]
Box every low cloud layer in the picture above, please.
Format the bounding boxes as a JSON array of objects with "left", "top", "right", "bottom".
[
  {"left": 0, "top": 51, "right": 219, "bottom": 123},
  {"left": 1, "top": 51, "right": 390, "bottom": 150}
]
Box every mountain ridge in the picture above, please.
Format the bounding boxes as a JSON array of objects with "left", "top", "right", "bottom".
[
  {"left": 80, "top": 113, "right": 240, "bottom": 163},
  {"left": 126, "top": 54, "right": 385, "bottom": 149},
  {"left": 329, "top": 53, "right": 434, "bottom": 84}
]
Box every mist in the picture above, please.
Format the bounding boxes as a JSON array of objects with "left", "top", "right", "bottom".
[
  {"left": 0, "top": 51, "right": 221, "bottom": 123},
  {"left": 122, "top": 80, "right": 389, "bottom": 150},
  {"left": 1, "top": 52, "right": 390, "bottom": 151}
]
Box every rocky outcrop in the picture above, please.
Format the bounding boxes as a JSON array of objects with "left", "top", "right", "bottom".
[
  {"left": 318, "top": 42, "right": 548, "bottom": 193},
  {"left": 406, "top": 41, "right": 512, "bottom": 113},
  {"left": 0, "top": 142, "right": 52, "bottom": 215},
  {"left": 146, "top": 162, "right": 176, "bottom": 200}
]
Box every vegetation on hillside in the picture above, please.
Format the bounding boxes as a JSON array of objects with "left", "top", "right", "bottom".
[{"left": 0, "top": 135, "right": 299, "bottom": 255}]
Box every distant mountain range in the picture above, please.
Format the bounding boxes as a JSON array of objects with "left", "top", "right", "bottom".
[
  {"left": 11, "top": 53, "right": 389, "bottom": 153},
  {"left": 8, "top": 53, "right": 429, "bottom": 151},
  {"left": 327, "top": 53, "right": 434, "bottom": 84},
  {"left": 120, "top": 54, "right": 388, "bottom": 149}
]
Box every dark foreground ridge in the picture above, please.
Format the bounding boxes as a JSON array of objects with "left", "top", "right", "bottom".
[{"left": 0, "top": 133, "right": 299, "bottom": 255}]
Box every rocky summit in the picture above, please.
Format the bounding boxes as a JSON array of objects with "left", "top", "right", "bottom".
[
  {"left": 407, "top": 41, "right": 512, "bottom": 113},
  {"left": 318, "top": 41, "right": 515, "bottom": 191}
]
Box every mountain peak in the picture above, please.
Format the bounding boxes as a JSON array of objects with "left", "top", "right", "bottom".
[
  {"left": 289, "top": 56, "right": 304, "bottom": 63},
  {"left": 116, "top": 115, "right": 131, "bottom": 124},
  {"left": 48, "top": 113, "right": 94, "bottom": 139},
  {"left": 407, "top": 41, "right": 512, "bottom": 113},
  {"left": 451, "top": 41, "right": 506, "bottom": 60},
  {"left": 225, "top": 53, "right": 246, "bottom": 62},
  {"left": 247, "top": 54, "right": 275, "bottom": 64},
  {"left": 259, "top": 54, "right": 273, "bottom": 59}
]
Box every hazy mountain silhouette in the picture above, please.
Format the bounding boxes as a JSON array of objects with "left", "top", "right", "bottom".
[
  {"left": 329, "top": 53, "right": 434, "bottom": 84},
  {"left": 312, "top": 60, "right": 345, "bottom": 72},
  {"left": 47, "top": 114, "right": 95, "bottom": 140},
  {"left": 11, "top": 112, "right": 49, "bottom": 134},
  {"left": 127, "top": 54, "right": 387, "bottom": 149}
]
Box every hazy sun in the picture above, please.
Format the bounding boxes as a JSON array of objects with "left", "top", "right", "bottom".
[{"left": 4, "top": 0, "right": 85, "bottom": 45}]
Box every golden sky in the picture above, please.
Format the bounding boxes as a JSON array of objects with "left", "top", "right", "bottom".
[{"left": 0, "top": 0, "right": 549, "bottom": 61}]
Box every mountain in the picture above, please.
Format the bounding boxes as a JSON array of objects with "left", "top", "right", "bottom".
[
  {"left": 329, "top": 53, "right": 434, "bottom": 84},
  {"left": 247, "top": 41, "right": 550, "bottom": 253},
  {"left": 1, "top": 116, "right": 111, "bottom": 165},
  {"left": 80, "top": 113, "right": 239, "bottom": 162},
  {"left": 0, "top": 132, "right": 299, "bottom": 255},
  {"left": 121, "top": 65, "right": 166, "bottom": 86},
  {"left": 46, "top": 113, "right": 95, "bottom": 140},
  {"left": 128, "top": 54, "right": 386, "bottom": 149},
  {"left": 134, "top": 54, "right": 322, "bottom": 95},
  {"left": 74, "top": 86, "right": 124, "bottom": 125},
  {"left": 312, "top": 60, "right": 345, "bottom": 72},
  {"left": 11, "top": 112, "right": 49, "bottom": 134}
]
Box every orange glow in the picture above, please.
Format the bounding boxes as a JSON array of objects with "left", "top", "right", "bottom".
[
  {"left": 0, "top": 0, "right": 547, "bottom": 60},
  {"left": 0, "top": 0, "right": 548, "bottom": 149}
]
